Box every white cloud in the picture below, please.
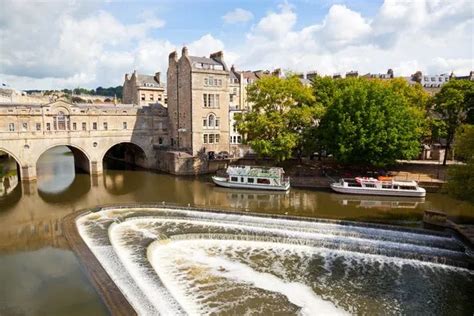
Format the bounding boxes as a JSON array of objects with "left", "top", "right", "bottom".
[
  {"left": 0, "top": 0, "right": 165, "bottom": 89},
  {"left": 1, "top": 0, "right": 472, "bottom": 90},
  {"left": 222, "top": 8, "right": 253, "bottom": 24},
  {"left": 233, "top": 0, "right": 473, "bottom": 77}
]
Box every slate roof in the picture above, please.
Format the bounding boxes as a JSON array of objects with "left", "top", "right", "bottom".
[
  {"left": 135, "top": 74, "right": 164, "bottom": 88},
  {"left": 189, "top": 56, "right": 227, "bottom": 71}
]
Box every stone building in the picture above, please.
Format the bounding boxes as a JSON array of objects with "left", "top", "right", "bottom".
[
  {"left": 167, "top": 47, "right": 230, "bottom": 157},
  {"left": 123, "top": 71, "right": 167, "bottom": 106}
]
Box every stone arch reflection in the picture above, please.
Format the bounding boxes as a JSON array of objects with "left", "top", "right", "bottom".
[{"left": 38, "top": 173, "right": 91, "bottom": 204}]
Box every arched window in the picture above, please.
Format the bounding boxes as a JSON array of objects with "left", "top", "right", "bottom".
[
  {"left": 54, "top": 111, "right": 69, "bottom": 130},
  {"left": 208, "top": 114, "right": 215, "bottom": 127}
]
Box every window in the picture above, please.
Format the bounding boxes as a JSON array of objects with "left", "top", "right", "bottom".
[
  {"left": 214, "top": 79, "right": 218, "bottom": 86},
  {"left": 230, "top": 94, "right": 234, "bottom": 102},
  {"left": 209, "top": 76, "right": 214, "bottom": 86},
  {"left": 233, "top": 124, "right": 237, "bottom": 132},
  {"left": 365, "top": 184, "right": 375, "bottom": 188},
  {"left": 204, "top": 78, "right": 208, "bottom": 85},
  {"left": 56, "top": 111, "right": 68, "bottom": 130},
  {"left": 203, "top": 134, "right": 208, "bottom": 143},
  {"left": 215, "top": 118, "right": 219, "bottom": 127},
  {"left": 158, "top": 96, "right": 162, "bottom": 101},
  {"left": 158, "top": 137, "right": 163, "bottom": 145},
  {"left": 150, "top": 94, "right": 154, "bottom": 101},
  {"left": 36, "top": 123, "right": 41, "bottom": 131},
  {"left": 203, "top": 94, "right": 208, "bottom": 107},
  {"left": 215, "top": 94, "right": 219, "bottom": 107},
  {"left": 203, "top": 119, "right": 207, "bottom": 127},
  {"left": 46, "top": 123, "right": 51, "bottom": 131},
  {"left": 215, "top": 134, "right": 220, "bottom": 143},
  {"left": 8, "top": 123, "right": 14, "bottom": 131},
  {"left": 209, "top": 134, "right": 214, "bottom": 143},
  {"left": 231, "top": 176, "right": 238, "bottom": 182},
  {"left": 208, "top": 114, "right": 215, "bottom": 127},
  {"left": 257, "top": 178, "right": 270, "bottom": 184},
  {"left": 92, "top": 122, "right": 97, "bottom": 130},
  {"left": 103, "top": 122, "right": 108, "bottom": 130},
  {"left": 237, "top": 136, "right": 242, "bottom": 143},
  {"left": 209, "top": 94, "right": 214, "bottom": 107},
  {"left": 141, "top": 94, "right": 145, "bottom": 101},
  {"left": 72, "top": 122, "right": 77, "bottom": 130},
  {"left": 82, "top": 122, "right": 87, "bottom": 131},
  {"left": 241, "top": 177, "right": 244, "bottom": 182},
  {"left": 123, "top": 122, "right": 127, "bottom": 129},
  {"left": 247, "top": 178, "right": 254, "bottom": 183},
  {"left": 232, "top": 136, "right": 236, "bottom": 143},
  {"left": 22, "top": 122, "right": 28, "bottom": 131}
]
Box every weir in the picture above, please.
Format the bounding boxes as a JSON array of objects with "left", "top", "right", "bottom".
[{"left": 71, "top": 205, "right": 474, "bottom": 316}]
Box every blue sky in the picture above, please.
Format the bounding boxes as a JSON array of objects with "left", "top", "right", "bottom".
[{"left": 0, "top": 0, "right": 472, "bottom": 89}]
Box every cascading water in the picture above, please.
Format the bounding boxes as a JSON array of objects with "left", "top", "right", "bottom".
[{"left": 77, "top": 206, "right": 474, "bottom": 315}]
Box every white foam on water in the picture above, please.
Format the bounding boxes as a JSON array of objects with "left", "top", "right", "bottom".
[
  {"left": 149, "top": 239, "right": 349, "bottom": 315},
  {"left": 76, "top": 220, "right": 160, "bottom": 315},
  {"left": 75, "top": 208, "right": 473, "bottom": 315},
  {"left": 108, "top": 221, "right": 185, "bottom": 316},
  {"left": 120, "top": 216, "right": 464, "bottom": 266}
]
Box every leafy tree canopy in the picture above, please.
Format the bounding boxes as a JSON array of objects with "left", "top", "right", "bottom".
[
  {"left": 433, "top": 79, "right": 474, "bottom": 164},
  {"left": 236, "top": 76, "right": 323, "bottom": 162},
  {"left": 316, "top": 78, "right": 425, "bottom": 167}
]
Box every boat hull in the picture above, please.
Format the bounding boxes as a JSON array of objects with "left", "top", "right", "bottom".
[
  {"left": 330, "top": 183, "right": 426, "bottom": 197},
  {"left": 212, "top": 176, "right": 290, "bottom": 191}
]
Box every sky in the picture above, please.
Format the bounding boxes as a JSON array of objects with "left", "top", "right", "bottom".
[{"left": 0, "top": 0, "right": 473, "bottom": 90}]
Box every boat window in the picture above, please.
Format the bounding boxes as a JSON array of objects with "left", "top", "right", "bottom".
[
  {"left": 257, "top": 178, "right": 270, "bottom": 185},
  {"left": 400, "top": 186, "right": 416, "bottom": 190},
  {"left": 241, "top": 177, "right": 244, "bottom": 182},
  {"left": 231, "top": 176, "right": 238, "bottom": 182},
  {"left": 247, "top": 178, "right": 254, "bottom": 183},
  {"left": 364, "top": 184, "right": 376, "bottom": 188},
  {"left": 382, "top": 185, "right": 392, "bottom": 189}
]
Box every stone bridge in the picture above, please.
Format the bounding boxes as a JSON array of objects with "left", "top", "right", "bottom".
[{"left": 0, "top": 100, "right": 170, "bottom": 181}]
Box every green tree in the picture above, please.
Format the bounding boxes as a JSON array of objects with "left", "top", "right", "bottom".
[
  {"left": 236, "top": 76, "right": 322, "bottom": 162},
  {"left": 445, "top": 124, "right": 474, "bottom": 202},
  {"left": 433, "top": 79, "right": 474, "bottom": 165},
  {"left": 317, "top": 78, "right": 424, "bottom": 167}
]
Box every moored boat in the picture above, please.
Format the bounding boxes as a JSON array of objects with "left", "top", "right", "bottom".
[
  {"left": 330, "top": 177, "right": 426, "bottom": 197},
  {"left": 212, "top": 165, "right": 290, "bottom": 191}
]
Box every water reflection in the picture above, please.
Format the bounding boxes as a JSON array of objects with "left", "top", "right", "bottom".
[{"left": 330, "top": 193, "right": 425, "bottom": 209}]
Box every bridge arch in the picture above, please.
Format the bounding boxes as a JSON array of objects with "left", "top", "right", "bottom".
[
  {"left": 101, "top": 141, "right": 149, "bottom": 169},
  {"left": 36, "top": 144, "right": 92, "bottom": 175},
  {"left": 0, "top": 147, "right": 25, "bottom": 180}
]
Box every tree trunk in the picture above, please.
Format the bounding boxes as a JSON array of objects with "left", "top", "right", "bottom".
[{"left": 443, "top": 137, "right": 451, "bottom": 166}]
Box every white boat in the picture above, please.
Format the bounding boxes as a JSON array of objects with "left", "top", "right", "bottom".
[
  {"left": 330, "top": 177, "right": 426, "bottom": 197},
  {"left": 212, "top": 165, "right": 290, "bottom": 191}
]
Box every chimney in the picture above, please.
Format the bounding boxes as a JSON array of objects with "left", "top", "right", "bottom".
[
  {"left": 182, "top": 46, "right": 188, "bottom": 57},
  {"left": 154, "top": 72, "right": 161, "bottom": 84},
  {"left": 169, "top": 50, "right": 178, "bottom": 62},
  {"left": 387, "top": 68, "right": 394, "bottom": 78},
  {"left": 272, "top": 68, "right": 282, "bottom": 78},
  {"left": 210, "top": 51, "right": 224, "bottom": 63}
]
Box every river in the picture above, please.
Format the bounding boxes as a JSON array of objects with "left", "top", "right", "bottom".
[{"left": 0, "top": 146, "right": 473, "bottom": 315}]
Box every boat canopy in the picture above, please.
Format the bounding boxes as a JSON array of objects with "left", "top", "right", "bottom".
[{"left": 226, "top": 165, "right": 285, "bottom": 178}]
